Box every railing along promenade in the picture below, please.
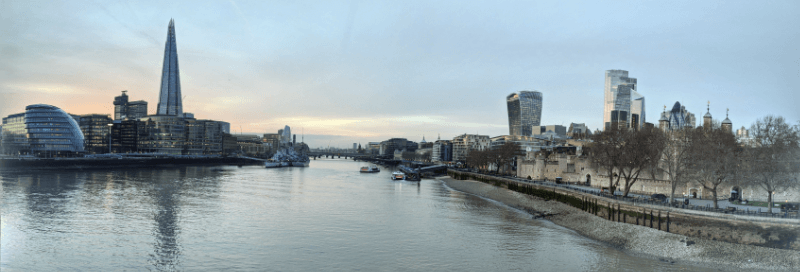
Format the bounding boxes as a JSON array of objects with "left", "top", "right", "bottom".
[{"left": 448, "top": 169, "right": 800, "bottom": 222}]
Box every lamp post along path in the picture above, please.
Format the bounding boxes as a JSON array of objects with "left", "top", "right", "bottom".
[{"left": 108, "top": 123, "right": 113, "bottom": 154}]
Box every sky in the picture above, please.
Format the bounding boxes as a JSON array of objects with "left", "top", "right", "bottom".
[{"left": 1, "top": 0, "right": 798, "bottom": 148}]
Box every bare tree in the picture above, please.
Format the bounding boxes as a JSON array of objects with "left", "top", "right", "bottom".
[
  {"left": 487, "top": 142, "right": 522, "bottom": 175},
  {"left": 659, "top": 129, "right": 693, "bottom": 204},
  {"left": 588, "top": 126, "right": 625, "bottom": 193},
  {"left": 687, "top": 128, "right": 740, "bottom": 209},
  {"left": 616, "top": 127, "right": 666, "bottom": 197},
  {"left": 743, "top": 115, "right": 800, "bottom": 213},
  {"left": 466, "top": 149, "right": 489, "bottom": 172}
]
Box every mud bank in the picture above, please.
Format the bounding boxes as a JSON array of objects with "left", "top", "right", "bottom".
[{"left": 439, "top": 176, "right": 800, "bottom": 271}]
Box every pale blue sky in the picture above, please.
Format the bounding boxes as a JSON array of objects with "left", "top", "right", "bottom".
[{"left": 1, "top": 0, "right": 798, "bottom": 147}]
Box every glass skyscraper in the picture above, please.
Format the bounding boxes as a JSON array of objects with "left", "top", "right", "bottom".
[
  {"left": 659, "top": 101, "right": 695, "bottom": 131},
  {"left": 157, "top": 19, "right": 183, "bottom": 116},
  {"left": 507, "top": 90, "right": 543, "bottom": 136},
  {"left": 604, "top": 70, "right": 645, "bottom": 130}
]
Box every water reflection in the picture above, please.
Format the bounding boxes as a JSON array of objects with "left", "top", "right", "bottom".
[
  {"left": 1, "top": 163, "right": 713, "bottom": 271},
  {"left": 1, "top": 166, "right": 228, "bottom": 271},
  {"left": 149, "top": 169, "right": 183, "bottom": 271}
]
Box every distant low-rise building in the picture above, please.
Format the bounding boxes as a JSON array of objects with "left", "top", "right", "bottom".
[
  {"left": 79, "top": 114, "right": 112, "bottom": 154},
  {"left": 532, "top": 125, "right": 566, "bottom": 137},
  {"left": 2, "top": 112, "right": 27, "bottom": 155},
  {"left": 222, "top": 133, "right": 238, "bottom": 155},
  {"left": 113, "top": 91, "right": 148, "bottom": 120},
  {"left": 566, "top": 123, "right": 591, "bottom": 138},
  {"left": 379, "top": 138, "right": 415, "bottom": 155},
  {"left": 432, "top": 140, "right": 452, "bottom": 162},
  {"left": 452, "top": 134, "right": 490, "bottom": 162},
  {"left": 366, "top": 142, "right": 381, "bottom": 154},
  {"left": 263, "top": 133, "right": 281, "bottom": 153},
  {"left": 110, "top": 119, "right": 141, "bottom": 153},
  {"left": 137, "top": 115, "right": 185, "bottom": 154}
]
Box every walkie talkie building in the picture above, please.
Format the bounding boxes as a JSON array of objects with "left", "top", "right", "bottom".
[{"left": 507, "top": 91, "right": 543, "bottom": 136}]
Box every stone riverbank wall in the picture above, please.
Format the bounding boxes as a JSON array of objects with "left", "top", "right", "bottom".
[{"left": 448, "top": 170, "right": 800, "bottom": 251}]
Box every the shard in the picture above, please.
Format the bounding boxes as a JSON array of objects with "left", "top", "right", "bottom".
[{"left": 157, "top": 19, "right": 183, "bottom": 116}]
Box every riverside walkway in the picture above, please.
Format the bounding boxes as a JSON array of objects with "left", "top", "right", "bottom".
[{"left": 450, "top": 169, "right": 796, "bottom": 220}]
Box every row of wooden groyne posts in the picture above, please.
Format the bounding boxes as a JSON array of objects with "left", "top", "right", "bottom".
[
  {"left": 450, "top": 170, "right": 674, "bottom": 231},
  {"left": 448, "top": 169, "right": 800, "bottom": 250}
]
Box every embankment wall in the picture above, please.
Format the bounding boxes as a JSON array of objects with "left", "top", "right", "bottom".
[{"left": 448, "top": 170, "right": 800, "bottom": 251}]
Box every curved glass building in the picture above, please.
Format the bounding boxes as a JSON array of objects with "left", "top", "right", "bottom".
[
  {"left": 507, "top": 91, "right": 543, "bottom": 136},
  {"left": 25, "top": 104, "right": 85, "bottom": 155},
  {"left": 668, "top": 102, "right": 687, "bottom": 128}
]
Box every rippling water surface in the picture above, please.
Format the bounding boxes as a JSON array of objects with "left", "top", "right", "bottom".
[{"left": 1, "top": 159, "right": 711, "bottom": 271}]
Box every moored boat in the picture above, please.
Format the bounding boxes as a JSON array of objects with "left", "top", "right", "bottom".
[
  {"left": 391, "top": 171, "right": 405, "bottom": 180},
  {"left": 360, "top": 165, "right": 380, "bottom": 173}
]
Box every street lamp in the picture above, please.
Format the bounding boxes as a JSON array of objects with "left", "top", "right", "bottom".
[{"left": 108, "top": 123, "right": 114, "bottom": 154}]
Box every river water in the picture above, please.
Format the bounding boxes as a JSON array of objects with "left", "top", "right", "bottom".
[{"left": 1, "top": 159, "right": 711, "bottom": 271}]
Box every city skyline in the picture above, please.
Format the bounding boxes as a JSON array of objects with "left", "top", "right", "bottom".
[{"left": 1, "top": 1, "right": 799, "bottom": 147}]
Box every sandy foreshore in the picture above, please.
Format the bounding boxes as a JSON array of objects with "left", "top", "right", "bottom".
[{"left": 438, "top": 176, "right": 800, "bottom": 271}]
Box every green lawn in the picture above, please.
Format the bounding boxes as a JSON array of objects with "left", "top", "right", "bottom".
[
  {"left": 738, "top": 200, "right": 784, "bottom": 207},
  {"left": 741, "top": 201, "right": 770, "bottom": 207}
]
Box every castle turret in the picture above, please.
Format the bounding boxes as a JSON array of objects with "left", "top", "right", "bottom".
[
  {"left": 658, "top": 105, "right": 669, "bottom": 132},
  {"left": 703, "top": 101, "right": 713, "bottom": 131},
  {"left": 721, "top": 108, "right": 732, "bottom": 133}
]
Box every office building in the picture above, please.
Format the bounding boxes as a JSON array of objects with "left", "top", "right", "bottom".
[
  {"left": 79, "top": 114, "right": 112, "bottom": 154},
  {"left": 138, "top": 115, "right": 185, "bottom": 154},
  {"left": 109, "top": 119, "right": 141, "bottom": 153},
  {"left": 507, "top": 91, "right": 543, "bottom": 136},
  {"left": 452, "top": 134, "right": 490, "bottom": 162},
  {"left": 532, "top": 125, "right": 567, "bottom": 137},
  {"left": 432, "top": 140, "right": 453, "bottom": 162},
  {"left": 263, "top": 133, "right": 281, "bottom": 152},
  {"left": 567, "top": 123, "right": 591, "bottom": 138},
  {"left": 156, "top": 19, "right": 183, "bottom": 116},
  {"left": 1, "top": 113, "right": 27, "bottom": 155},
  {"left": 604, "top": 70, "right": 645, "bottom": 130},
  {"left": 113, "top": 91, "right": 148, "bottom": 120},
  {"left": 379, "top": 138, "right": 415, "bottom": 155}
]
